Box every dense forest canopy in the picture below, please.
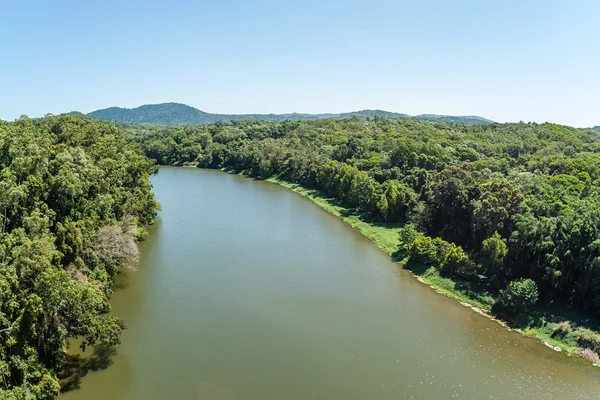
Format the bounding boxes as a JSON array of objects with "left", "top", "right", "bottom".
[
  {"left": 128, "top": 117, "right": 600, "bottom": 320},
  {"left": 86, "top": 102, "right": 495, "bottom": 126},
  {"left": 0, "top": 116, "right": 158, "bottom": 399}
]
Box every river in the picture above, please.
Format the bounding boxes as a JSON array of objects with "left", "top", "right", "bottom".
[{"left": 62, "top": 167, "right": 600, "bottom": 399}]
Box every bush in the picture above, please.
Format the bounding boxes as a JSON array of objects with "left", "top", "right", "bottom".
[
  {"left": 440, "top": 244, "right": 469, "bottom": 276},
  {"left": 479, "top": 232, "right": 507, "bottom": 281},
  {"left": 573, "top": 327, "right": 600, "bottom": 352},
  {"left": 408, "top": 235, "right": 451, "bottom": 267},
  {"left": 396, "top": 224, "right": 421, "bottom": 257},
  {"left": 492, "top": 278, "right": 539, "bottom": 319},
  {"left": 551, "top": 321, "right": 572, "bottom": 338}
]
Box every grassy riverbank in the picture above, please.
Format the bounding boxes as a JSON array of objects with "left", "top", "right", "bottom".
[
  {"left": 266, "top": 177, "right": 495, "bottom": 308},
  {"left": 263, "top": 175, "right": 600, "bottom": 365}
]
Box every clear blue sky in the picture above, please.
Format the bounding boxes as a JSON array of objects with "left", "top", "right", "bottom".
[{"left": 1, "top": 0, "right": 598, "bottom": 126}]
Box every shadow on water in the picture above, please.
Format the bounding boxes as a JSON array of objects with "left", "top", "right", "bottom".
[
  {"left": 111, "top": 272, "right": 132, "bottom": 291},
  {"left": 58, "top": 344, "right": 117, "bottom": 393}
]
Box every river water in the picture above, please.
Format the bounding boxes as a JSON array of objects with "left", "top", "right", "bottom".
[{"left": 62, "top": 167, "right": 600, "bottom": 399}]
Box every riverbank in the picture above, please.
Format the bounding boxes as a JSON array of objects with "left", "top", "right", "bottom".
[{"left": 258, "top": 175, "right": 600, "bottom": 366}]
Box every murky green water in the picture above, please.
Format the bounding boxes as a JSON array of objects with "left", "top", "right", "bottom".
[{"left": 62, "top": 167, "right": 600, "bottom": 399}]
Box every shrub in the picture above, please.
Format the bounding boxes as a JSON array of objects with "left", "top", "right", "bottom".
[
  {"left": 408, "top": 235, "right": 451, "bottom": 267},
  {"left": 492, "top": 278, "right": 539, "bottom": 319},
  {"left": 551, "top": 321, "right": 572, "bottom": 338},
  {"left": 440, "top": 244, "right": 469, "bottom": 276},
  {"left": 396, "top": 224, "right": 421, "bottom": 257},
  {"left": 479, "top": 232, "right": 507, "bottom": 280},
  {"left": 574, "top": 327, "right": 600, "bottom": 353}
]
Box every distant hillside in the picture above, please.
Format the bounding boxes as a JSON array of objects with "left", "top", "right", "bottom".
[
  {"left": 87, "top": 102, "right": 493, "bottom": 126},
  {"left": 417, "top": 114, "right": 495, "bottom": 126},
  {"left": 593, "top": 126, "right": 600, "bottom": 130},
  {"left": 88, "top": 103, "right": 215, "bottom": 125}
]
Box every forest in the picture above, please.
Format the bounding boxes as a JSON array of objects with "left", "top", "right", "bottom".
[
  {"left": 127, "top": 117, "right": 600, "bottom": 352},
  {"left": 0, "top": 115, "right": 158, "bottom": 399}
]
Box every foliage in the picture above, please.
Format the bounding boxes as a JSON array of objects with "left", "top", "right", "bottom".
[
  {"left": 479, "top": 232, "right": 508, "bottom": 285},
  {"left": 396, "top": 224, "right": 421, "bottom": 258},
  {"left": 492, "top": 279, "right": 539, "bottom": 319},
  {"left": 408, "top": 236, "right": 452, "bottom": 268},
  {"left": 440, "top": 244, "right": 471, "bottom": 277},
  {"left": 0, "top": 115, "right": 158, "bottom": 398},
  {"left": 94, "top": 224, "right": 140, "bottom": 272}
]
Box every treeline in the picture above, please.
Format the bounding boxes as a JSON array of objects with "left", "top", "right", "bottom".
[
  {"left": 129, "top": 118, "right": 600, "bottom": 319},
  {"left": 0, "top": 116, "right": 158, "bottom": 399}
]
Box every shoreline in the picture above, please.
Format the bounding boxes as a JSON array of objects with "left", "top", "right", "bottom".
[
  {"left": 253, "top": 175, "right": 598, "bottom": 366},
  {"left": 175, "top": 165, "right": 600, "bottom": 366}
]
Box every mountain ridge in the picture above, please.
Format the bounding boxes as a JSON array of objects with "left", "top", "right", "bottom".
[
  {"left": 86, "top": 102, "right": 494, "bottom": 126},
  {"left": 416, "top": 114, "right": 495, "bottom": 124}
]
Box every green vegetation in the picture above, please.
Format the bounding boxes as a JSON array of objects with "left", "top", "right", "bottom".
[
  {"left": 87, "top": 102, "right": 493, "bottom": 126},
  {"left": 129, "top": 116, "right": 600, "bottom": 361},
  {"left": 492, "top": 278, "right": 539, "bottom": 320},
  {"left": 417, "top": 114, "right": 495, "bottom": 126},
  {"left": 0, "top": 115, "right": 158, "bottom": 399}
]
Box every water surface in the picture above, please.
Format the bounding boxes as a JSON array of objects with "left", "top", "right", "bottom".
[{"left": 62, "top": 167, "right": 600, "bottom": 399}]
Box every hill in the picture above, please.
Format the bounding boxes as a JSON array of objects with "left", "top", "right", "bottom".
[
  {"left": 88, "top": 103, "right": 214, "bottom": 124},
  {"left": 87, "top": 102, "right": 492, "bottom": 126},
  {"left": 417, "top": 114, "right": 495, "bottom": 126}
]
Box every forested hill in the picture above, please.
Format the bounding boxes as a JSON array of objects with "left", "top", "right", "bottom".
[
  {"left": 417, "top": 114, "right": 494, "bottom": 125},
  {"left": 86, "top": 102, "right": 494, "bottom": 126}
]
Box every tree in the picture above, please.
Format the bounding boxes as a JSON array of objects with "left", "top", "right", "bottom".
[
  {"left": 408, "top": 236, "right": 451, "bottom": 267},
  {"left": 492, "top": 279, "right": 539, "bottom": 319},
  {"left": 396, "top": 224, "right": 421, "bottom": 258},
  {"left": 441, "top": 244, "right": 470, "bottom": 276},
  {"left": 376, "top": 193, "right": 389, "bottom": 222},
  {"left": 479, "top": 232, "right": 508, "bottom": 283},
  {"left": 422, "top": 163, "right": 477, "bottom": 246},
  {"left": 471, "top": 179, "right": 524, "bottom": 246},
  {"left": 384, "top": 180, "right": 417, "bottom": 223},
  {"left": 94, "top": 225, "right": 140, "bottom": 271}
]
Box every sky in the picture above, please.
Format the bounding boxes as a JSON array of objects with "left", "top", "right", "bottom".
[{"left": 0, "top": 0, "right": 598, "bottom": 126}]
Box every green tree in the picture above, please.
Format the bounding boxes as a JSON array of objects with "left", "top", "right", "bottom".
[
  {"left": 408, "top": 236, "right": 451, "bottom": 267},
  {"left": 492, "top": 279, "right": 539, "bottom": 319},
  {"left": 396, "top": 224, "right": 421, "bottom": 258},
  {"left": 441, "top": 244, "right": 469, "bottom": 276},
  {"left": 376, "top": 193, "right": 389, "bottom": 222},
  {"left": 479, "top": 232, "right": 508, "bottom": 282}
]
